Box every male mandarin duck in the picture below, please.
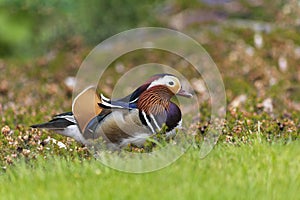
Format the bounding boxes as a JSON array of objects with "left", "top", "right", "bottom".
[{"left": 31, "top": 74, "right": 192, "bottom": 149}]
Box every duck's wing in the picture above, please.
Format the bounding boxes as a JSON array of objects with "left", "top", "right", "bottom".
[
  {"left": 98, "top": 83, "right": 151, "bottom": 109},
  {"left": 30, "top": 112, "right": 76, "bottom": 130},
  {"left": 98, "top": 100, "right": 137, "bottom": 110}
]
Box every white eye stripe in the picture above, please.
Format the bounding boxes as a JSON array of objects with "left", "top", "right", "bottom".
[{"left": 148, "top": 76, "right": 179, "bottom": 89}]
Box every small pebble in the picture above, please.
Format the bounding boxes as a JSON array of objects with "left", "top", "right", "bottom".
[
  {"left": 0, "top": 80, "right": 8, "bottom": 94},
  {"left": 278, "top": 56, "right": 288, "bottom": 72},
  {"left": 254, "top": 33, "right": 263, "bottom": 49},
  {"left": 1, "top": 125, "right": 11, "bottom": 136},
  {"left": 191, "top": 78, "right": 206, "bottom": 94},
  {"left": 115, "top": 62, "right": 125, "bottom": 73},
  {"left": 262, "top": 98, "right": 273, "bottom": 113},
  {"left": 22, "top": 149, "right": 31, "bottom": 157},
  {"left": 229, "top": 94, "right": 247, "bottom": 108},
  {"left": 64, "top": 76, "right": 76, "bottom": 92}
]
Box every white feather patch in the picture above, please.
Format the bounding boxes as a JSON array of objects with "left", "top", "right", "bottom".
[
  {"left": 129, "top": 97, "right": 139, "bottom": 103},
  {"left": 100, "top": 93, "right": 111, "bottom": 102},
  {"left": 150, "top": 114, "right": 161, "bottom": 131},
  {"left": 54, "top": 115, "right": 77, "bottom": 124},
  {"left": 142, "top": 111, "right": 155, "bottom": 133},
  {"left": 100, "top": 101, "right": 124, "bottom": 109},
  {"left": 56, "top": 124, "right": 86, "bottom": 144}
]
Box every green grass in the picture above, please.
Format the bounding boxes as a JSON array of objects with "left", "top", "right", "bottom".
[{"left": 1, "top": 140, "right": 299, "bottom": 200}]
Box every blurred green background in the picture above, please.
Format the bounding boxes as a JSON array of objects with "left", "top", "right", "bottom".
[
  {"left": 1, "top": 0, "right": 298, "bottom": 58},
  {"left": 0, "top": 0, "right": 161, "bottom": 58}
]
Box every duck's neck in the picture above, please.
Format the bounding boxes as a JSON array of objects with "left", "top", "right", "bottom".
[{"left": 137, "top": 85, "right": 173, "bottom": 115}]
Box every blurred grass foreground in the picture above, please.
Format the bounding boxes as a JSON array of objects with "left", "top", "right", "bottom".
[{"left": 1, "top": 0, "right": 300, "bottom": 199}]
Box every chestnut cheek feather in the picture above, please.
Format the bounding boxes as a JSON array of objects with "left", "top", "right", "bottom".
[{"left": 137, "top": 86, "right": 174, "bottom": 115}]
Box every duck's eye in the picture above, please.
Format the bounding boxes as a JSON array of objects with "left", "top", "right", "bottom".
[{"left": 168, "top": 81, "right": 174, "bottom": 86}]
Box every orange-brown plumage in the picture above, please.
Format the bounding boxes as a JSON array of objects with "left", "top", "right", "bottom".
[{"left": 137, "top": 85, "right": 174, "bottom": 115}]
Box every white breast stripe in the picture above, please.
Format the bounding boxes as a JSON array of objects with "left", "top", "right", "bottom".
[
  {"left": 101, "top": 101, "right": 124, "bottom": 109},
  {"left": 55, "top": 115, "right": 77, "bottom": 124},
  {"left": 142, "top": 111, "right": 155, "bottom": 134},
  {"left": 100, "top": 93, "right": 110, "bottom": 102},
  {"left": 129, "top": 97, "right": 139, "bottom": 104},
  {"left": 150, "top": 114, "right": 161, "bottom": 131}
]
